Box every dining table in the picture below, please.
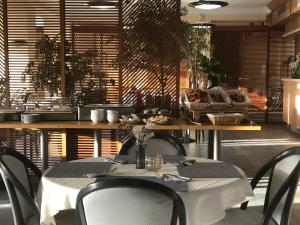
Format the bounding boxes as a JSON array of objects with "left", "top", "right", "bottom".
[
  {"left": 36, "top": 156, "right": 254, "bottom": 225},
  {"left": 0, "top": 120, "right": 261, "bottom": 171}
]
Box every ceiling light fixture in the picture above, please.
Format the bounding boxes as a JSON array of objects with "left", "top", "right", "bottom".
[
  {"left": 88, "top": 0, "right": 118, "bottom": 9},
  {"left": 188, "top": 0, "right": 228, "bottom": 10},
  {"left": 192, "top": 22, "right": 215, "bottom": 29}
]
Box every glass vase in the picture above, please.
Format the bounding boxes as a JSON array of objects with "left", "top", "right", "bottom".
[{"left": 136, "top": 145, "right": 145, "bottom": 169}]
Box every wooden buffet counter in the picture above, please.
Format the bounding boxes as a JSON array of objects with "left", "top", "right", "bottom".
[
  {"left": 283, "top": 79, "right": 300, "bottom": 129},
  {"left": 0, "top": 120, "right": 261, "bottom": 131},
  {"left": 0, "top": 120, "right": 261, "bottom": 171}
]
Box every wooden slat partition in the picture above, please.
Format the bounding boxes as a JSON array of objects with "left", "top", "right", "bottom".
[
  {"left": 65, "top": 0, "right": 120, "bottom": 158},
  {"left": 212, "top": 28, "right": 295, "bottom": 113},
  {"left": 7, "top": 0, "right": 61, "bottom": 109},
  {"left": 6, "top": 0, "right": 63, "bottom": 167},
  {"left": 0, "top": 0, "right": 7, "bottom": 108},
  {"left": 0, "top": 0, "right": 181, "bottom": 165},
  {"left": 120, "top": 0, "right": 180, "bottom": 111}
]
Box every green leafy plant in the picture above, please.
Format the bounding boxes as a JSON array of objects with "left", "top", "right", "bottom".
[
  {"left": 23, "top": 34, "right": 109, "bottom": 105},
  {"left": 180, "top": 7, "right": 209, "bottom": 80},
  {"left": 180, "top": 7, "right": 226, "bottom": 88},
  {"left": 23, "top": 35, "right": 60, "bottom": 96},
  {"left": 122, "top": 0, "right": 179, "bottom": 105}
]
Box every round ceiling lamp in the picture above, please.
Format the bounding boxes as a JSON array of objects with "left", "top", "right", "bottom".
[
  {"left": 88, "top": 0, "right": 118, "bottom": 9},
  {"left": 188, "top": 0, "right": 228, "bottom": 10}
]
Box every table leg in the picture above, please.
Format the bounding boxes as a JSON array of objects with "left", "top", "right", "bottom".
[
  {"left": 93, "top": 129, "right": 102, "bottom": 157},
  {"left": 184, "top": 129, "right": 190, "bottom": 144},
  {"left": 207, "top": 130, "right": 221, "bottom": 160},
  {"left": 40, "top": 129, "right": 48, "bottom": 171}
]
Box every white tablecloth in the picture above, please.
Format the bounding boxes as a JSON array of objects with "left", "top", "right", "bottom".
[{"left": 36, "top": 157, "right": 253, "bottom": 225}]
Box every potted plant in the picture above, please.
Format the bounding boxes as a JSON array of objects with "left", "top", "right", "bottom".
[{"left": 122, "top": 0, "right": 179, "bottom": 107}]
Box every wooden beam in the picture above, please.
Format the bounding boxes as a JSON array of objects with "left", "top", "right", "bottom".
[
  {"left": 118, "top": 0, "right": 123, "bottom": 104},
  {"left": 213, "top": 25, "right": 284, "bottom": 32},
  {"left": 268, "top": 0, "right": 290, "bottom": 11},
  {"left": 175, "top": 0, "right": 181, "bottom": 114},
  {"left": 3, "top": 0, "right": 10, "bottom": 108},
  {"left": 265, "top": 30, "right": 271, "bottom": 123},
  {"left": 72, "top": 25, "right": 119, "bottom": 33},
  {"left": 60, "top": 0, "right": 66, "bottom": 98}
]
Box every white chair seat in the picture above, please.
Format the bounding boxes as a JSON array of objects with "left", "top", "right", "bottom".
[{"left": 213, "top": 207, "right": 277, "bottom": 225}]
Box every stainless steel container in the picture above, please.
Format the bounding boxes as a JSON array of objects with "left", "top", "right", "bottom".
[
  {"left": 0, "top": 110, "right": 23, "bottom": 121},
  {"left": 24, "top": 111, "right": 77, "bottom": 121},
  {"left": 78, "top": 104, "right": 135, "bottom": 121}
]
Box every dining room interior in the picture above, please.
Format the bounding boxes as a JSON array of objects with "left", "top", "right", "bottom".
[{"left": 0, "top": 0, "right": 300, "bottom": 225}]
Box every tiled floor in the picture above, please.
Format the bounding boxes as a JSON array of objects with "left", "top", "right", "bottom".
[{"left": 0, "top": 123, "right": 300, "bottom": 225}]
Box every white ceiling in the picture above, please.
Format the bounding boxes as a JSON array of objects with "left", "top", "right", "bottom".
[{"left": 182, "top": 0, "right": 272, "bottom": 23}]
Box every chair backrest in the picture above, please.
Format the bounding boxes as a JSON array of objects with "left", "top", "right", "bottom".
[
  {"left": 264, "top": 149, "right": 300, "bottom": 225},
  {"left": 76, "top": 177, "right": 186, "bottom": 225},
  {"left": 0, "top": 147, "right": 41, "bottom": 225},
  {"left": 119, "top": 133, "right": 186, "bottom": 156},
  {"left": 242, "top": 147, "right": 300, "bottom": 225}
]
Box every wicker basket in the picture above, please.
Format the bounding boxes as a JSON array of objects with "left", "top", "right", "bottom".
[
  {"left": 226, "top": 90, "right": 250, "bottom": 107},
  {"left": 207, "top": 113, "right": 244, "bottom": 125},
  {"left": 207, "top": 87, "right": 231, "bottom": 110},
  {"left": 183, "top": 89, "right": 209, "bottom": 111}
]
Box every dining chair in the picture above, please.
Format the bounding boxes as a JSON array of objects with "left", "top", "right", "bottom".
[
  {"left": 213, "top": 147, "right": 300, "bottom": 225},
  {"left": 0, "top": 147, "right": 74, "bottom": 225},
  {"left": 76, "top": 177, "right": 186, "bottom": 225},
  {"left": 119, "top": 132, "right": 187, "bottom": 156}
]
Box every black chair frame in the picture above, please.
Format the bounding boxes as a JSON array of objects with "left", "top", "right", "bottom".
[
  {"left": 119, "top": 132, "right": 187, "bottom": 156},
  {"left": 0, "top": 147, "right": 41, "bottom": 225},
  {"left": 240, "top": 147, "right": 300, "bottom": 225},
  {"left": 76, "top": 177, "right": 186, "bottom": 225}
]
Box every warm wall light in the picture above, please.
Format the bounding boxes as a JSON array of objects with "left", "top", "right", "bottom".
[
  {"left": 188, "top": 0, "right": 228, "bottom": 10},
  {"left": 296, "top": 95, "right": 300, "bottom": 115},
  {"left": 88, "top": 0, "right": 118, "bottom": 9}
]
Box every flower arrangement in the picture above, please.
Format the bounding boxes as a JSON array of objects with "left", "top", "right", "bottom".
[{"left": 132, "top": 124, "right": 155, "bottom": 147}]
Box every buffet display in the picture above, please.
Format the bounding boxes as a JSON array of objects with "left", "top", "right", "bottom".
[
  {"left": 184, "top": 87, "right": 250, "bottom": 111},
  {"left": 0, "top": 87, "right": 250, "bottom": 126}
]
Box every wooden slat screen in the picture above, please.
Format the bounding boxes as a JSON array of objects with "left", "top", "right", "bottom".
[
  {"left": 0, "top": 0, "right": 181, "bottom": 165},
  {"left": 65, "top": 0, "right": 120, "bottom": 157},
  {"left": 295, "top": 35, "right": 300, "bottom": 54},
  {"left": 269, "top": 32, "right": 294, "bottom": 92},
  {"left": 0, "top": 0, "right": 7, "bottom": 108},
  {"left": 6, "top": 0, "right": 63, "bottom": 167},
  {"left": 67, "top": 129, "right": 120, "bottom": 160},
  {"left": 10, "top": 129, "right": 63, "bottom": 167},
  {"left": 120, "top": 0, "right": 180, "bottom": 111},
  {"left": 239, "top": 31, "right": 268, "bottom": 102},
  {"left": 72, "top": 29, "right": 119, "bottom": 103},
  {"left": 212, "top": 28, "right": 295, "bottom": 113},
  {"left": 7, "top": 0, "right": 61, "bottom": 108}
]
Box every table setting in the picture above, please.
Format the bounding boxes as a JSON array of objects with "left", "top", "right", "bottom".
[{"left": 37, "top": 156, "right": 254, "bottom": 225}]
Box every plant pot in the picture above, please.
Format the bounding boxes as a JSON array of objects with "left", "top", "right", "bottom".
[{"left": 136, "top": 145, "right": 145, "bottom": 169}]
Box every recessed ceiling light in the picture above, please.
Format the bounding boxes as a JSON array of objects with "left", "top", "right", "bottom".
[
  {"left": 88, "top": 0, "right": 118, "bottom": 9},
  {"left": 188, "top": 0, "right": 228, "bottom": 10}
]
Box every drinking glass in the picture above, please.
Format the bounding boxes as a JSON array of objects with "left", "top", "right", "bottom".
[{"left": 145, "top": 154, "right": 163, "bottom": 171}]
